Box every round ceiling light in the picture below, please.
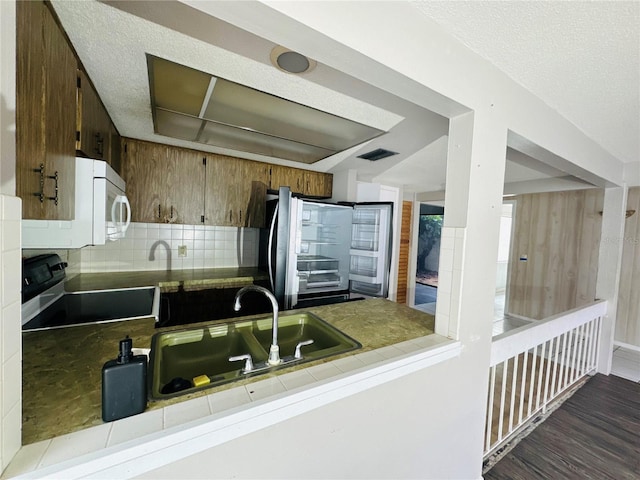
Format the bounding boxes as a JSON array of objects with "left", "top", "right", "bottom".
[
  {"left": 270, "top": 46, "right": 316, "bottom": 74},
  {"left": 277, "top": 51, "right": 309, "bottom": 73}
]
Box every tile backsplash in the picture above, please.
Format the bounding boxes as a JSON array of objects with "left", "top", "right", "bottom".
[
  {"left": 80, "top": 223, "right": 260, "bottom": 273},
  {"left": 24, "top": 223, "right": 260, "bottom": 274},
  {"left": 1, "top": 194, "right": 22, "bottom": 472}
]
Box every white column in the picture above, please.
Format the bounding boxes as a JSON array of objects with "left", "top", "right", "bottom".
[
  {"left": 436, "top": 108, "right": 508, "bottom": 472},
  {"left": 595, "top": 185, "right": 628, "bottom": 374},
  {"left": 0, "top": 0, "right": 16, "bottom": 196},
  {"left": 437, "top": 110, "right": 508, "bottom": 342},
  {"left": 0, "top": 0, "right": 21, "bottom": 474}
]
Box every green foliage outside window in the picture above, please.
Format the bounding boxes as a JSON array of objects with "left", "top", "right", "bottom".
[{"left": 417, "top": 214, "right": 443, "bottom": 274}]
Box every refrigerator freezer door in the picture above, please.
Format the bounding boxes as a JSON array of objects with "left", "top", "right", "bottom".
[{"left": 349, "top": 203, "right": 393, "bottom": 297}]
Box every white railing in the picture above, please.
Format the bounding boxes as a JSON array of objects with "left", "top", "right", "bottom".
[{"left": 484, "top": 300, "right": 606, "bottom": 457}]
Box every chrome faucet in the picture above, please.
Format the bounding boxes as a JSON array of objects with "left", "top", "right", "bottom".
[
  {"left": 149, "top": 240, "right": 171, "bottom": 271},
  {"left": 234, "top": 285, "right": 281, "bottom": 366}
]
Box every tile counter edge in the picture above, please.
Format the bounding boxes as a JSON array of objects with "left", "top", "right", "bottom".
[{"left": 5, "top": 337, "right": 460, "bottom": 479}]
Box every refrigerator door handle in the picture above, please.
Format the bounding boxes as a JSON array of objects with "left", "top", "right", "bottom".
[{"left": 267, "top": 203, "right": 279, "bottom": 292}]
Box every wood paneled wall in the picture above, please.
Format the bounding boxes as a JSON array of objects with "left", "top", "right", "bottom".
[
  {"left": 507, "top": 189, "right": 604, "bottom": 319},
  {"left": 395, "top": 201, "right": 413, "bottom": 304},
  {"left": 615, "top": 187, "right": 640, "bottom": 347}
]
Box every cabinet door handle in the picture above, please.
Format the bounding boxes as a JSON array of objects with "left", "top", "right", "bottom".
[
  {"left": 229, "top": 209, "right": 232, "bottom": 222},
  {"left": 158, "top": 204, "right": 161, "bottom": 219},
  {"left": 170, "top": 205, "right": 174, "bottom": 219},
  {"left": 239, "top": 210, "right": 242, "bottom": 224},
  {"left": 32, "top": 164, "right": 59, "bottom": 205},
  {"left": 95, "top": 133, "right": 104, "bottom": 157},
  {"left": 32, "top": 164, "right": 45, "bottom": 203},
  {"left": 47, "top": 171, "right": 59, "bottom": 205}
]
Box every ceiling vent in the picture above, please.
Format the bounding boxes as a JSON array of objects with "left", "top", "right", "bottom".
[{"left": 357, "top": 148, "right": 398, "bottom": 161}]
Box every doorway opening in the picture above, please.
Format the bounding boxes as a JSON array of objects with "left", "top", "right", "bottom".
[
  {"left": 492, "top": 200, "right": 531, "bottom": 335},
  {"left": 414, "top": 204, "right": 444, "bottom": 315}
]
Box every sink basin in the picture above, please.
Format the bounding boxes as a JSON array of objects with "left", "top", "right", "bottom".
[{"left": 149, "top": 312, "right": 361, "bottom": 400}]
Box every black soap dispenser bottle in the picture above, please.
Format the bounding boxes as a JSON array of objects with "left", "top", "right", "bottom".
[{"left": 102, "top": 336, "right": 148, "bottom": 422}]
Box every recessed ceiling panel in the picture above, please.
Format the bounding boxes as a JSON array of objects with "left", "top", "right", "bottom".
[
  {"left": 150, "top": 56, "right": 210, "bottom": 116},
  {"left": 199, "top": 120, "right": 335, "bottom": 164},
  {"left": 202, "top": 78, "right": 384, "bottom": 151},
  {"left": 155, "top": 109, "right": 203, "bottom": 142},
  {"left": 147, "top": 55, "right": 385, "bottom": 163}
]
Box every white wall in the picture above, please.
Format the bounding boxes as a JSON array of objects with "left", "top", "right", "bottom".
[
  {"left": 137, "top": 355, "right": 479, "bottom": 480},
  {"left": 0, "top": 0, "right": 16, "bottom": 196},
  {"left": 0, "top": 196, "right": 21, "bottom": 475},
  {"left": 330, "top": 169, "right": 358, "bottom": 203},
  {"left": 0, "top": 1, "right": 21, "bottom": 473}
]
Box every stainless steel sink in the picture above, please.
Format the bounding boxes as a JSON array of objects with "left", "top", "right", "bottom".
[{"left": 149, "top": 312, "right": 361, "bottom": 400}]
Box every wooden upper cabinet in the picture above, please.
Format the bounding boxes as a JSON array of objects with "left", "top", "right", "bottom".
[
  {"left": 269, "top": 164, "right": 333, "bottom": 198},
  {"left": 304, "top": 170, "right": 333, "bottom": 198},
  {"left": 269, "top": 164, "right": 305, "bottom": 195},
  {"left": 121, "top": 139, "right": 205, "bottom": 225},
  {"left": 121, "top": 140, "right": 167, "bottom": 223},
  {"left": 108, "top": 122, "right": 122, "bottom": 173},
  {"left": 16, "top": 0, "right": 46, "bottom": 219},
  {"left": 17, "top": 1, "right": 76, "bottom": 220},
  {"left": 166, "top": 146, "right": 206, "bottom": 225},
  {"left": 76, "top": 70, "right": 112, "bottom": 162},
  {"left": 205, "top": 154, "right": 269, "bottom": 228},
  {"left": 43, "top": 4, "right": 77, "bottom": 219},
  {"left": 121, "top": 139, "right": 327, "bottom": 228}
]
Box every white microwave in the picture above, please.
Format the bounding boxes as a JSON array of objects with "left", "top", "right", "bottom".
[{"left": 22, "top": 158, "right": 131, "bottom": 249}]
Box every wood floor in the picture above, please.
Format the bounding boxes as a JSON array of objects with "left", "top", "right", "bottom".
[{"left": 485, "top": 374, "right": 640, "bottom": 480}]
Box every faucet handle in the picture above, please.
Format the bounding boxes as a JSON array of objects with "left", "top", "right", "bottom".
[
  {"left": 229, "top": 354, "right": 254, "bottom": 373},
  {"left": 294, "top": 339, "right": 314, "bottom": 360}
]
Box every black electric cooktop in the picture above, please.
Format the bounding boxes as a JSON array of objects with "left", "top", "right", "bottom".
[
  {"left": 22, "top": 288, "right": 157, "bottom": 331},
  {"left": 22, "top": 253, "right": 158, "bottom": 331}
]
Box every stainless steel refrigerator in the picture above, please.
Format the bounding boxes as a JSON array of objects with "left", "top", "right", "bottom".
[{"left": 260, "top": 187, "right": 393, "bottom": 310}]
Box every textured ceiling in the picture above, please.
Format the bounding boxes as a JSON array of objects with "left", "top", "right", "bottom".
[
  {"left": 51, "top": 0, "right": 637, "bottom": 194},
  {"left": 412, "top": 0, "right": 640, "bottom": 166}
]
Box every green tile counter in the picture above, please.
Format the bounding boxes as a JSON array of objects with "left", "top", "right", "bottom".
[
  {"left": 22, "top": 299, "right": 435, "bottom": 445},
  {"left": 64, "top": 267, "right": 269, "bottom": 293}
]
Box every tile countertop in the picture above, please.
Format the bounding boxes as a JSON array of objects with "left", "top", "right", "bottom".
[
  {"left": 63, "top": 267, "right": 269, "bottom": 293},
  {"left": 22, "top": 298, "right": 435, "bottom": 446}
]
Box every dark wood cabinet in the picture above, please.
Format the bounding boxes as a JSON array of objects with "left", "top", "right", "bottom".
[
  {"left": 76, "top": 70, "right": 121, "bottom": 169},
  {"left": 17, "top": 1, "right": 76, "bottom": 220},
  {"left": 121, "top": 139, "right": 205, "bottom": 224},
  {"left": 304, "top": 170, "right": 333, "bottom": 198},
  {"left": 76, "top": 69, "right": 108, "bottom": 160},
  {"left": 17, "top": 1, "right": 122, "bottom": 220},
  {"left": 125, "top": 139, "right": 270, "bottom": 228},
  {"left": 123, "top": 138, "right": 331, "bottom": 228},
  {"left": 269, "top": 164, "right": 305, "bottom": 195},
  {"left": 108, "top": 122, "right": 122, "bottom": 173},
  {"left": 205, "top": 154, "right": 269, "bottom": 228},
  {"left": 269, "top": 164, "right": 333, "bottom": 198}
]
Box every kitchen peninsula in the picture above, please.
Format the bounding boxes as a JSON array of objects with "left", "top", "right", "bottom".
[
  {"left": 22, "top": 293, "right": 437, "bottom": 445},
  {"left": 64, "top": 267, "right": 269, "bottom": 293}
]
